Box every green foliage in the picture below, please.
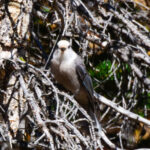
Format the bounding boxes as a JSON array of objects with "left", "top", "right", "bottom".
[
  {"left": 140, "top": 93, "right": 150, "bottom": 109},
  {"left": 89, "top": 60, "right": 113, "bottom": 80},
  {"left": 146, "top": 93, "right": 150, "bottom": 109},
  {"left": 19, "top": 57, "right": 26, "bottom": 62},
  {"left": 89, "top": 59, "right": 131, "bottom": 82},
  {"left": 41, "top": 6, "right": 51, "bottom": 13},
  {"left": 138, "top": 111, "right": 145, "bottom": 117},
  {"left": 135, "top": 92, "right": 150, "bottom": 116}
]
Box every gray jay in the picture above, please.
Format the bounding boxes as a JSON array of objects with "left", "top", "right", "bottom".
[
  {"left": 51, "top": 40, "right": 116, "bottom": 148},
  {"left": 50, "top": 40, "right": 102, "bottom": 132},
  {"left": 51, "top": 40, "right": 94, "bottom": 111}
]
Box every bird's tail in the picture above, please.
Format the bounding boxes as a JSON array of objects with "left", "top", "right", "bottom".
[{"left": 89, "top": 101, "right": 118, "bottom": 149}]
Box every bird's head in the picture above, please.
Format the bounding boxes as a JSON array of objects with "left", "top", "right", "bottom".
[{"left": 57, "top": 40, "right": 70, "bottom": 52}]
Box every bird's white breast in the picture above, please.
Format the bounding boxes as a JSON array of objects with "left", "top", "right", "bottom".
[
  {"left": 60, "top": 49, "right": 77, "bottom": 70},
  {"left": 51, "top": 48, "right": 80, "bottom": 93},
  {"left": 51, "top": 47, "right": 90, "bottom": 107}
]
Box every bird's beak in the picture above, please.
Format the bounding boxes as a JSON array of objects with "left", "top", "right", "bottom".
[{"left": 60, "top": 47, "right": 66, "bottom": 52}]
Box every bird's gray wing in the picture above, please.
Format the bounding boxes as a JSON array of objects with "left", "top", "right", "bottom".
[{"left": 75, "top": 61, "right": 94, "bottom": 99}]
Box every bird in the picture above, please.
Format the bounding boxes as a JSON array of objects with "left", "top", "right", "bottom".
[
  {"left": 50, "top": 40, "right": 93, "bottom": 108},
  {"left": 50, "top": 40, "right": 117, "bottom": 149},
  {"left": 50, "top": 40, "right": 100, "bottom": 128}
]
